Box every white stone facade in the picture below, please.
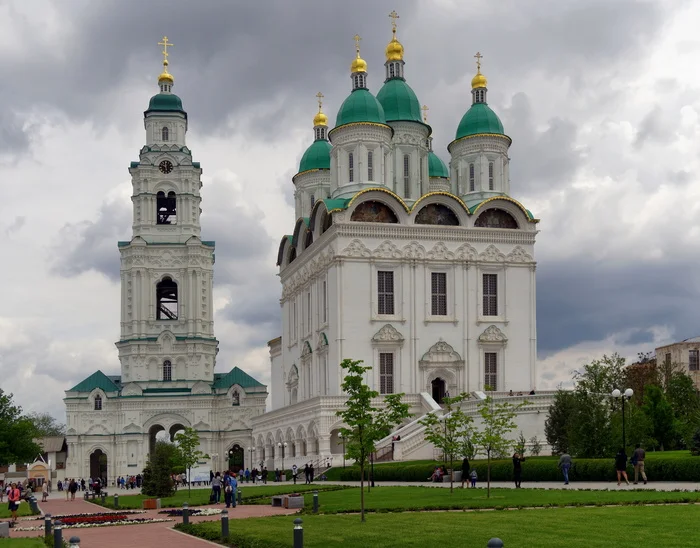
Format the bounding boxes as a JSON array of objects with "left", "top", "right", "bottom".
[{"left": 64, "top": 79, "right": 267, "bottom": 484}]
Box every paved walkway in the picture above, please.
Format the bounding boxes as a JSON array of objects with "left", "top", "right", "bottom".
[{"left": 7, "top": 493, "right": 297, "bottom": 547}]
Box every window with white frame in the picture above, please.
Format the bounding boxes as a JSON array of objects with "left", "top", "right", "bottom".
[
  {"left": 403, "top": 155, "right": 410, "bottom": 197},
  {"left": 380, "top": 352, "right": 394, "bottom": 394},
  {"left": 484, "top": 352, "right": 497, "bottom": 390},
  {"left": 488, "top": 162, "right": 494, "bottom": 190},
  {"left": 690, "top": 350, "right": 699, "bottom": 371},
  {"left": 483, "top": 273, "right": 498, "bottom": 316},
  {"left": 163, "top": 359, "right": 172, "bottom": 381},
  {"left": 431, "top": 272, "right": 447, "bottom": 316},
  {"left": 367, "top": 151, "right": 373, "bottom": 180},
  {"left": 310, "top": 194, "right": 315, "bottom": 210},
  {"left": 349, "top": 152, "right": 354, "bottom": 182},
  {"left": 162, "top": 126, "right": 169, "bottom": 141},
  {"left": 469, "top": 163, "right": 475, "bottom": 191},
  {"left": 377, "top": 271, "right": 395, "bottom": 315},
  {"left": 94, "top": 395, "right": 102, "bottom": 411}
]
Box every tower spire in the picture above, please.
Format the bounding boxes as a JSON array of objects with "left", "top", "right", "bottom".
[
  {"left": 350, "top": 34, "right": 368, "bottom": 90},
  {"left": 385, "top": 10, "right": 405, "bottom": 81},
  {"left": 471, "top": 51, "right": 488, "bottom": 104},
  {"left": 157, "top": 36, "right": 175, "bottom": 92},
  {"left": 313, "top": 91, "right": 328, "bottom": 140}
]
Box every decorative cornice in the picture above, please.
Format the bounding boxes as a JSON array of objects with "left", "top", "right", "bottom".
[
  {"left": 372, "top": 324, "right": 405, "bottom": 344},
  {"left": 478, "top": 325, "right": 508, "bottom": 343}
]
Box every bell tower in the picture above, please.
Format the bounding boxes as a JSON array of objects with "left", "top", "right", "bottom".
[{"left": 116, "top": 37, "right": 218, "bottom": 387}]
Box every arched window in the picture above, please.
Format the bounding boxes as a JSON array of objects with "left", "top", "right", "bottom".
[
  {"left": 156, "top": 191, "right": 177, "bottom": 224},
  {"left": 163, "top": 360, "right": 172, "bottom": 381},
  {"left": 162, "top": 127, "right": 169, "bottom": 141},
  {"left": 289, "top": 247, "right": 297, "bottom": 263},
  {"left": 474, "top": 208, "right": 519, "bottom": 229},
  {"left": 156, "top": 277, "right": 178, "bottom": 320},
  {"left": 351, "top": 201, "right": 398, "bottom": 223},
  {"left": 322, "top": 212, "right": 333, "bottom": 234},
  {"left": 415, "top": 203, "right": 460, "bottom": 226},
  {"left": 488, "top": 162, "right": 494, "bottom": 190},
  {"left": 367, "top": 151, "right": 373, "bottom": 180},
  {"left": 403, "top": 155, "right": 410, "bottom": 197},
  {"left": 304, "top": 229, "right": 313, "bottom": 249},
  {"left": 469, "top": 163, "right": 475, "bottom": 191},
  {"left": 310, "top": 194, "right": 315, "bottom": 210},
  {"left": 94, "top": 395, "right": 102, "bottom": 411},
  {"left": 232, "top": 390, "right": 240, "bottom": 406},
  {"left": 348, "top": 153, "right": 354, "bottom": 182}
]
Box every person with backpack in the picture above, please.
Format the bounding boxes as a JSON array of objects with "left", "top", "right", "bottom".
[{"left": 469, "top": 469, "right": 478, "bottom": 488}]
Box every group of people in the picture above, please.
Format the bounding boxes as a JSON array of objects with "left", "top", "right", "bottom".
[
  {"left": 558, "top": 444, "right": 648, "bottom": 486},
  {"left": 210, "top": 471, "right": 238, "bottom": 507},
  {"left": 116, "top": 475, "right": 142, "bottom": 489}
]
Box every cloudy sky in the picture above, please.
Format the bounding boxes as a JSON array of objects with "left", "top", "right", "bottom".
[{"left": 1, "top": 0, "right": 697, "bottom": 419}]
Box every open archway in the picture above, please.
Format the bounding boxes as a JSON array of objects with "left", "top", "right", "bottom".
[
  {"left": 148, "top": 425, "right": 165, "bottom": 455},
  {"left": 169, "top": 424, "right": 186, "bottom": 442},
  {"left": 431, "top": 377, "right": 446, "bottom": 404},
  {"left": 227, "top": 444, "right": 244, "bottom": 472},
  {"left": 89, "top": 449, "right": 108, "bottom": 481}
]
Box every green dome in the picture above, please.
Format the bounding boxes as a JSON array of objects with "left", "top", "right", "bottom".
[
  {"left": 147, "top": 93, "right": 185, "bottom": 113},
  {"left": 428, "top": 151, "right": 449, "bottom": 178},
  {"left": 335, "top": 89, "right": 386, "bottom": 128},
  {"left": 376, "top": 78, "right": 422, "bottom": 123},
  {"left": 298, "top": 139, "right": 332, "bottom": 173},
  {"left": 455, "top": 102, "right": 504, "bottom": 140}
]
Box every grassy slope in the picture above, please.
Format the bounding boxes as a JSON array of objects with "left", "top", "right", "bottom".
[
  {"left": 0, "top": 540, "right": 45, "bottom": 547},
  {"left": 98, "top": 484, "right": 344, "bottom": 509},
  {"left": 0, "top": 502, "right": 36, "bottom": 519},
  {"left": 184, "top": 505, "right": 700, "bottom": 548},
  {"left": 303, "top": 485, "right": 700, "bottom": 513}
]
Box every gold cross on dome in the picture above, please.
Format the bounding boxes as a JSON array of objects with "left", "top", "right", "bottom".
[
  {"left": 474, "top": 51, "right": 483, "bottom": 71},
  {"left": 354, "top": 34, "right": 362, "bottom": 55},
  {"left": 421, "top": 105, "right": 429, "bottom": 123},
  {"left": 316, "top": 91, "right": 324, "bottom": 112},
  {"left": 389, "top": 10, "right": 400, "bottom": 32},
  {"left": 158, "top": 36, "right": 174, "bottom": 62}
]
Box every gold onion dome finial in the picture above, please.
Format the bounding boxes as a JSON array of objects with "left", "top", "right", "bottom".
[
  {"left": 350, "top": 34, "right": 367, "bottom": 73},
  {"left": 313, "top": 92, "right": 328, "bottom": 127},
  {"left": 158, "top": 36, "right": 175, "bottom": 84},
  {"left": 471, "top": 51, "right": 487, "bottom": 89},
  {"left": 385, "top": 10, "right": 404, "bottom": 61}
]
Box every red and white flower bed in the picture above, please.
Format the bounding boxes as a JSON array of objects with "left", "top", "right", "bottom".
[{"left": 15, "top": 511, "right": 172, "bottom": 531}]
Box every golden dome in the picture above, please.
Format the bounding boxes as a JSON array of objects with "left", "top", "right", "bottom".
[
  {"left": 385, "top": 34, "right": 404, "bottom": 61},
  {"left": 158, "top": 60, "right": 174, "bottom": 84},
  {"left": 313, "top": 110, "right": 328, "bottom": 127},
  {"left": 471, "top": 71, "right": 487, "bottom": 89},
  {"left": 351, "top": 34, "right": 367, "bottom": 73}
]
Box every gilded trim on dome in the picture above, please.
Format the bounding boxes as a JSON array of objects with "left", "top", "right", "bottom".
[
  {"left": 449, "top": 132, "right": 512, "bottom": 147},
  {"left": 346, "top": 187, "right": 411, "bottom": 213},
  {"left": 410, "top": 192, "right": 469, "bottom": 214},
  {"left": 470, "top": 196, "right": 539, "bottom": 223}
]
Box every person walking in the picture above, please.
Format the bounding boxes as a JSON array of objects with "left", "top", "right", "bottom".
[
  {"left": 7, "top": 482, "right": 21, "bottom": 525},
  {"left": 632, "top": 443, "right": 648, "bottom": 485},
  {"left": 41, "top": 480, "right": 49, "bottom": 502},
  {"left": 309, "top": 463, "right": 315, "bottom": 483},
  {"left": 292, "top": 464, "right": 298, "bottom": 485},
  {"left": 262, "top": 467, "right": 268, "bottom": 484},
  {"left": 512, "top": 452, "right": 525, "bottom": 488},
  {"left": 615, "top": 448, "right": 630, "bottom": 486},
  {"left": 558, "top": 452, "right": 572, "bottom": 485},
  {"left": 211, "top": 472, "right": 222, "bottom": 503},
  {"left": 304, "top": 464, "right": 310, "bottom": 484},
  {"left": 223, "top": 471, "right": 233, "bottom": 508},
  {"left": 460, "top": 457, "right": 470, "bottom": 488}
]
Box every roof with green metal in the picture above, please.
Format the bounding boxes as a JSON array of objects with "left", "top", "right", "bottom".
[
  {"left": 455, "top": 102, "right": 504, "bottom": 140},
  {"left": 335, "top": 89, "right": 386, "bottom": 128},
  {"left": 213, "top": 366, "right": 265, "bottom": 390},
  {"left": 146, "top": 93, "right": 186, "bottom": 114},
  {"left": 68, "top": 370, "right": 121, "bottom": 393},
  {"left": 376, "top": 78, "right": 422, "bottom": 123},
  {"left": 323, "top": 197, "right": 351, "bottom": 212},
  {"left": 298, "top": 139, "right": 332, "bottom": 174},
  {"left": 428, "top": 151, "right": 449, "bottom": 178}
]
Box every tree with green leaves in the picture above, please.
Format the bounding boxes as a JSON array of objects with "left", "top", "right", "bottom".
[
  {"left": 471, "top": 396, "right": 523, "bottom": 498},
  {"left": 174, "top": 427, "right": 207, "bottom": 496},
  {"left": 568, "top": 391, "right": 614, "bottom": 458},
  {"left": 0, "top": 389, "right": 42, "bottom": 466},
  {"left": 573, "top": 354, "right": 626, "bottom": 395},
  {"left": 641, "top": 385, "right": 675, "bottom": 450},
  {"left": 419, "top": 393, "right": 473, "bottom": 494},
  {"left": 336, "top": 359, "right": 412, "bottom": 522},
  {"left": 142, "top": 441, "right": 178, "bottom": 498},
  {"left": 27, "top": 412, "right": 66, "bottom": 437},
  {"left": 544, "top": 389, "right": 578, "bottom": 455}
]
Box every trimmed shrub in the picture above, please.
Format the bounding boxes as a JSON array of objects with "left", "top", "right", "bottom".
[{"left": 325, "top": 455, "right": 700, "bottom": 483}]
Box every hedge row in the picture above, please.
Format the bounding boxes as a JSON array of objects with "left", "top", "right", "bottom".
[{"left": 325, "top": 456, "right": 700, "bottom": 483}]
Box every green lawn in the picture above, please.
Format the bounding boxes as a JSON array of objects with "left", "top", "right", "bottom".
[
  {"left": 180, "top": 505, "right": 700, "bottom": 547},
  {"left": 301, "top": 485, "right": 700, "bottom": 513},
  {"left": 0, "top": 539, "right": 45, "bottom": 547},
  {"left": 98, "top": 484, "right": 347, "bottom": 509},
  {"left": 0, "top": 501, "right": 36, "bottom": 519}
]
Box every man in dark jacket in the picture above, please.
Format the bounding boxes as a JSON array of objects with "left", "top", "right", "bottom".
[
  {"left": 512, "top": 453, "right": 525, "bottom": 488},
  {"left": 632, "top": 444, "right": 647, "bottom": 485},
  {"left": 558, "top": 453, "right": 572, "bottom": 484}
]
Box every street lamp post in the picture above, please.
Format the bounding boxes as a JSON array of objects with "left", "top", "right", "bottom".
[
  {"left": 612, "top": 388, "right": 634, "bottom": 452},
  {"left": 277, "top": 442, "right": 288, "bottom": 478}
]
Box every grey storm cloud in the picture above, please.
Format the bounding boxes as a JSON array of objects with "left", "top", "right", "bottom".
[{"left": 536, "top": 259, "right": 700, "bottom": 357}]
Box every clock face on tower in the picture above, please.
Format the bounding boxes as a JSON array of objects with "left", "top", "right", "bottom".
[{"left": 159, "top": 160, "right": 173, "bottom": 174}]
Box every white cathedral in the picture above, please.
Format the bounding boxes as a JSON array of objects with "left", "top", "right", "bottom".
[
  {"left": 251, "top": 20, "right": 544, "bottom": 467},
  {"left": 65, "top": 17, "right": 548, "bottom": 482}
]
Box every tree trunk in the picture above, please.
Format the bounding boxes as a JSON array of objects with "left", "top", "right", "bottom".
[
  {"left": 188, "top": 467, "right": 191, "bottom": 496},
  {"left": 360, "top": 462, "right": 365, "bottom": 522},
  {"left": 487, "top": 451, "right": 491, "bottom": 499},
  {"left": 449, "top": 454, "right": 454, "bottom": 494}
]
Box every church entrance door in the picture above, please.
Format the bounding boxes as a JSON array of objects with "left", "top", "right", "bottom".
[
  {"left": 90, "top": 449, "right": 108, "bottom": 481},
  {"left": 431, "top": 378, "right": 446, "bottom": 404},
  {"left": 227, "top": 445, "right": 244, "bottom": 472}
]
